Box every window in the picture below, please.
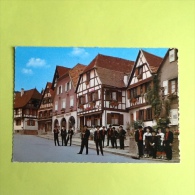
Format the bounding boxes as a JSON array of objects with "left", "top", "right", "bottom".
[
  {"left": 62, "top": 98, "right": 66, "bottom": 109},
  {"left": 55, "top": 101, "right": 58, "bottom": 111},
  {"left": 79, "top": 95, "right": 86, "bottom": 104},
  {"left": 112, "top": 92, "right": 117, "bottom": 100},
  {"left": 169, "top": 79, "right": 178, "bottom": 94},
  {"left": 107, "top": 113, "right": 123, "bottom": 125},
  {"left": 27, "top": 120, "right": 35, "bottom": 126},
  {"left": 146, "top": 108, "right": 152, "bottom": 120},
  {"left": 86, "top": 72, "right": 90, "bottom": 82},
  {"left": 16, "top": 120, "right": 21, "bottom": 126},
  {"left": 139, "top": 110, "right": 144, "bottom": 121},
  {"left": 86, "top": 116, "right": 92, "bottom": 127},
  {"left": 130, "top": 88, "right": 137, "bottom": 98},
  {"left": 58, "top": 86, "right": 62, "bottom": 94},
  {"left": 25, "top": 109, "right": 29, "bottom": 115},
  {"left": 70, "top": 96, "right": 74, "bottom": 107}
]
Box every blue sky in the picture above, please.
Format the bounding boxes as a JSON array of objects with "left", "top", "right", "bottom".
[{"left": 15, "top": 47, "right": 168, "bottom": 92}]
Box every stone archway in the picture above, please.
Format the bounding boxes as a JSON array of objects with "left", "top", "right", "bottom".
[
  {"left": 54, "top": 119, "right": 59, "bottom": 128},
  {"left": 61, "top": 118, "right": 66, "bottom": 129},
  {"left": 68, "top": 116, "right": 75, "bottom": 129}
]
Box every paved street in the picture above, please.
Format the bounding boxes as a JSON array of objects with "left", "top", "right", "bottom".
[{"left": 13, "top": 134, "right": 166, "bottom": 163}]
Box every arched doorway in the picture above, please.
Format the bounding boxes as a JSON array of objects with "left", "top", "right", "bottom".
[
  {"left": 68, "top": 116, "right": 75, "bottom": 129},
  {"left": 61, "top": 118, "right": 66, "bottom": 129},
  {"left": 54, "top": 119, "right": 59, "bottom": 128}
]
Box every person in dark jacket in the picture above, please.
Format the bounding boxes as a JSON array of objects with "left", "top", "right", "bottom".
[
  {"left": 111, "top": 127, "right": 118, "bottom": 149},
  {"left": 53, "top": 126, "right": 60, "bottom": 146},
  {"left": 66, "top": 127, "right": 74, "bottom": 146},
  {"left": 61, "top": 127, "right": 67, "bottom": 146},
  {"left": 149, "top": 131, "right": 158, "bottom": 159},
  {"left": 118, "top": 126, "right": 126, "bottom": 149},
  {"left": 94, "top": 126, "right": 104, "bottom": 156},
  {"left": 106, "top": 125, "right": 112, "bottom": 146},
  {"left": 77, "top": 125, "right": 90, "bottom": 155},
  {"left": 135, "top": 126, "right": 144, "bottom": 158},
  {"left": 101, "top": 126, "right": 107, "bottom": 148},
  {"left": 163, "top": 126, "right": 174, "bottom": 160}
]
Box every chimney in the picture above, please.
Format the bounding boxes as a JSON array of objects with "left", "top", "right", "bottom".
[{"left": 21, "top": 88, "right": 24, "bottom": 96}]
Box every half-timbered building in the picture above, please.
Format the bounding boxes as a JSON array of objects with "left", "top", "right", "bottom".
[
  {"left": 126, "top": 50, "right": 164, "bottom": 128},
  {"left": 52, "top": 64, "right": 86, "bottom": 131},
  {"left": 14, "top": 88, "right": 42, "bottom": 135},
  {"left": 76, "top": 54, "right": 134, "bottom": 129},
  {"left": 37, "top": 82, "right": 54, "bottom": 133},
  {"left": 158, "top": 48, "right": 178, "bottom": 130}
]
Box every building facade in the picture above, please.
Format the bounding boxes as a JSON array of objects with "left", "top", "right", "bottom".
[
  {"left": 52, "top": 64, "right": 86, "bottom": 131},
  {"left": 14, "top": 88, "right": 42, "bottom": 135},
  {"left": 126, "top": 50, "right": 163, "bottom": 129},
  {"left": 76, "top": 54, "right": 134, "bottom": 130},
  {"left": 37, "top": 82, "right": 54, "bottom": 133}
]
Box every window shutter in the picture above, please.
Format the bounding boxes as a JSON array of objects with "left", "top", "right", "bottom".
[
  {"left": 137, "top": 86, "right": 141, "bottom": 96},
  {"left": 33, "top": 120, "right": 35, "bottom": 126},
  {"left": 142, "top": 84, "right": 146, "bottom": 93},
  {"left": 119, "top": 114, "right": 124, "bottom": 125},
  {"left": 95, "top": 91, "right": 98, "bottom": 100},
  {"left": 144, "top": 109, "right": 147, "bottom": 121},
  {"left": 127, "top": 90, "right": 131, "bottom": 99},
  {"left": 135, "top": 68, "right": 139, "bottom": 76},
  {"left": 118, "top": 92, "right": 122, "bottom": 102},
  {"left": 27, "top": 120, "right": 30, "bottom": 126},
  {"left": 163, "top": 80, "right": 168, "bottom": 95},
  {"left": 136, "top": 111, "right": 139, "bottom": 120},
  {"left": 107, "top": 113, "right": 111, "bottom": 124}
]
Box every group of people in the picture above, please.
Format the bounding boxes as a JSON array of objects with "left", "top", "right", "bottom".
[
  {"left": 77, "top": 125, "right": 127, "bottom": 156},
  {"left": 135, "top": 125, "right": 174, "bottom": 160},
  {"left": 53, "top": 126, "right": 74, "bottom": 146}
]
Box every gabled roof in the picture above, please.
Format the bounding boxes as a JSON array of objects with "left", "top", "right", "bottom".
[
  {"left": 83, "top": 54, "right": 134, "bottom": 74},
  {"left": 14, "top": 88, "right": 42, "bottom": 109},
  {"left": 127, "top": 49, "right": 165, "bottom": 87},
  {"left": 69, "top": 63, "right": 86, "bottom": 89},
  {"left": 141, "top": 50, "right": 164, "bottom": 73},
  {"left": 96, "top": 67, "right": 128, "bottom": 88},
  {"left": 51, "top": 66, "right": 70, "bottom": 89}
]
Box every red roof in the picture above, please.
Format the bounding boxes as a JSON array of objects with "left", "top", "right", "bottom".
[
  {"left": 14, "top": 88, "right": 42, "bottom": 108},
  {"left": 96, "top": 67, "right": 128, "bottom": 88},
  {"left": 83, "top": 54, "right": 134, "bottom": 73},
  {"left": 141, "top": 50, "right": 163, "bottom": 73},
  {"left": 56, "top": 66, "right": 70, "bottom": 77},
  {"left": 69, "top": 63, "right": 86, "bottom": 89}
]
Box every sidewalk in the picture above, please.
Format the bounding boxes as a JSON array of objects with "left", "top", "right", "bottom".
[{"left": 36, "top": 132, "right": 179, "bottom": 163}]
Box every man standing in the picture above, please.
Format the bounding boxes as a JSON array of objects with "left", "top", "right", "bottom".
[
  {"left": 106, "top": 125, "right": 112, "bottom": 146},
  {"left": 135, "top": 126, "right": 144, "bottom": 158},
  {"left": 61, "top": 127, "right": 67, "bottom": 146},
  {"left": 66, "top": 127, "right": 74, "bottom": 146},
  {"left": 77, "top": 125, "right": 90, "bottom": 155},
  {"left": 101, "top": 126, "right": 107, "bottom": 148},
  {"left": 118, "top": 126, "right": 126, "bottom": 150},
  {"left": 163, "top": 126, "right": 173, "bottom": 160},
  {"left": 111, "top": 127, "right": 118, "bottom": 149},
  {"left": 94, "top": 126, "right": 104, "bottom": 156},
  {"left": 53, "top": 126, "right": 60, "bottom": 146}
]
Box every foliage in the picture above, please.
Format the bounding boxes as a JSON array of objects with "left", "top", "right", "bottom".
[{"left": 131, "top": 120, "right": 143, "bottom": 130}]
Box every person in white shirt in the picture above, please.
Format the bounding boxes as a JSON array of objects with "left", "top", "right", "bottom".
[
  {"left": 156, "top": 128, "right": 165, "bottom": 159},
  {"left": 143, "top": 128, "right": 152, "bottom": 158}
]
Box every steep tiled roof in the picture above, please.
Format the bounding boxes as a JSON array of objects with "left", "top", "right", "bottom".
[
  {"left": 142, "top": 50, "right": 163, "bottom": 73},
  {"left": 69, "top": 63, "right": 86, "bottom": 89},
  {"left": 56, "top": 66, "right": 70, "bottom": 77},
  {"left": 96, "top": 67, "right": 127, "bottom": 88},
  {"left": 46, "top": 82, "right": 55, "bottom": 98},
  {"left": 83, "top": 54, "right": 134, "bottom": 73},
  {"left": 14, "top": 88, "right": 42, "bottom": 108}
]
